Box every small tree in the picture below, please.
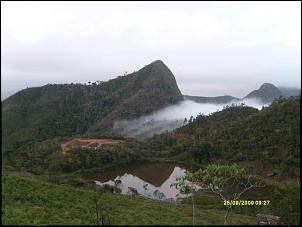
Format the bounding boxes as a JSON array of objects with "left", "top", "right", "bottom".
[
  {"left": 171, "top": 176, "right": 197, "bottom": 226},
  {"left": 85, "top": 182, "right": 110, "bottom": 226},
  {"left": 172, "top": 164, "right": 265, "bottom": 225}
]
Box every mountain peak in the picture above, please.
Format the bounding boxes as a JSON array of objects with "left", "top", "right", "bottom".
[
  {"left": 141, "top": 60, "right": 169, "bottom": 74},
  {"left": 259, "top": 83, "right": 276, "bottom": 90},
  {"left": 90, "top": 60, "right": 184, "bottom": 131},
  {"left": 150, "top": 60, "right": 165, "bottom": 65},
  {"left": 243, "top": 83, "right": 284, "bottom": 104}
]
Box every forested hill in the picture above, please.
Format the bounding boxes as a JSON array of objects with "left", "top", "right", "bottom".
[
  {"left": 183, "top": 95, "right": 240, "bottom": 104},
  {"left": 243, "top": 83, "right": 284, "bottom": 104},
  {"left": 1, "top": 60, "right": 183, "bottom": 149},
  {"left": 169, "top": 96, "right": 300, "bottom": 179},
  {"left": 89, "top": 60, "right": 183, "bottom": 132}
]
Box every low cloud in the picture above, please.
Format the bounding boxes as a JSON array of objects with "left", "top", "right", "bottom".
[{"left": 112, "top": 98, "right": 266, "bottom": 139}]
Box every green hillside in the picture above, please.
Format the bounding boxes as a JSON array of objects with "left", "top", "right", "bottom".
[
  {"left": 2, "top": 60, "right": 183, "bottom": 150},
  {"left": 2, "top": 95, "right": 300, "bottom": 180},
  {"left": 143, "top": 96, "right": 300, "bottom": 180}
]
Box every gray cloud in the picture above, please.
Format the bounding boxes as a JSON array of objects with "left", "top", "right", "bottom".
[{"left": 112, "top": 98, "right": 266, "bottom": 139}]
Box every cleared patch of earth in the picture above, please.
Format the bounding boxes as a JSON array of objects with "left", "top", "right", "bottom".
[{"left": 61, "top": 138, "right": 124, "bottom": 155}]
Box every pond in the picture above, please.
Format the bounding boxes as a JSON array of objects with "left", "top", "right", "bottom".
[
  {"left": 83, "top": 162, "right": 200, "bottom": 202},
  {"left": 83, "top": 162, "right": 271, "bottom": 202}
]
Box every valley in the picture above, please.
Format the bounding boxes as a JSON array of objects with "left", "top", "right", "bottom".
[{"left": 1, "top": 60, "right": 300, "bottom": 225}]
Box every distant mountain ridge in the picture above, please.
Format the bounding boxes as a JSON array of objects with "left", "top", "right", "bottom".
[
  {"left": 184, "top": 83, "right": 300, "bottom": 105},
  {"left": 277, "top": 87, "right": 301, "bottom": 98},
  {"left": 183, "top": 95, "right": 240, "bottom": 104}
]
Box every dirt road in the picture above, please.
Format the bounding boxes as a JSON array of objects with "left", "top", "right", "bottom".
[{"left": 61, "top": 138, "right": 124, "bottom": 155}]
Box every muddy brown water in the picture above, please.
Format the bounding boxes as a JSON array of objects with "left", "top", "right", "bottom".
[
  {"left": 84, "top": 162, "right": 199, "bottom": 201},
  {"left": 83, "top": 162, "right": 271, "bottom": 202}
]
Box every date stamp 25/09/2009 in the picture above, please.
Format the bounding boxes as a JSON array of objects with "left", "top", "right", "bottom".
[{"left": 223, "top": 200, "right": 270, "bottom": 206}]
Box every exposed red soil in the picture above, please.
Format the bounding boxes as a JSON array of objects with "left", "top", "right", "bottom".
[{"left": 61, "top": 138, "right": 124, "bottom": 155}]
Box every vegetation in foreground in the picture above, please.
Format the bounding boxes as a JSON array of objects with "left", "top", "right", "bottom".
[
  {"left": 2, "top": 169, "right": 300, "bottom": 226},
  {"left": 2, "top": 173, "right": 260, "bottom": 226},
  {"left": 171, "top": 164, "right": 300, "bottom": 225}
]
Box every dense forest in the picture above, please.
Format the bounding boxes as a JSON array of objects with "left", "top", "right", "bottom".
[
  {"left": 4, "top": 96, "right": 299, "bottom": 178},
  {"left": 141, "top": 96, "right": 300, "bottom": 178}
]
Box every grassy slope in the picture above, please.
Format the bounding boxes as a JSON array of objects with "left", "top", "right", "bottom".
[{"left": 2, "top": 174, "right": 258, "bottom": 226}]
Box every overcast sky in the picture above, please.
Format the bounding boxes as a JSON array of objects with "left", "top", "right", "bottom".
[{"left": 1, "top": 1, "right": 301, "bottom": 101}]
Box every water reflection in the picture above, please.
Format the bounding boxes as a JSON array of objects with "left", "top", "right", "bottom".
[
  {"left": 84, "top": 162, "right": 198, "bottom": 201},
  {"left": 84, "top": 162, "right": 270, "bottom": 201}
]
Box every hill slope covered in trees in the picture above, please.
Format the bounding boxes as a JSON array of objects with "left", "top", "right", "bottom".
[
  {"left": 2, "top": 60, "right": 183, "bottom": 150},
  {"left": 142, "top": 96, "right": 300, "bottom": 180}
]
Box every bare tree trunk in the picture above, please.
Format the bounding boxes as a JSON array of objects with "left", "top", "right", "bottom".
[
  {"left": 192, "top": 195, "right": 195, "bottom": 226},
  {"left": 224, "top": 206, "right": 231, "bottom": 226},
  {"left": 224, "top": 208, "right": 228, "bottom": 225},
  {"left": 230, "top": 205, "right": 233, "bottom": 225},
  {"left": 96, "top": 201, "right": 99, "bottom": 226}
]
